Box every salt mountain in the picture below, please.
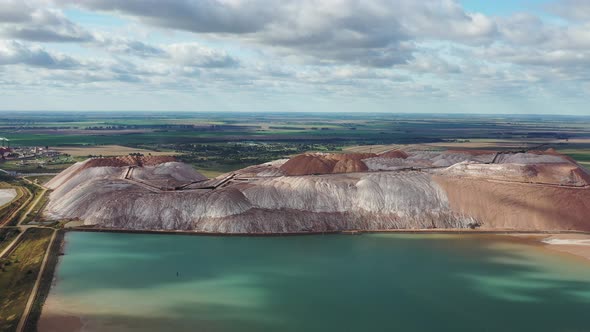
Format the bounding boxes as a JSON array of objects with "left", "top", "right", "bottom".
[{"left": 44, "top": 150, "right": 590, "bottom": 233}]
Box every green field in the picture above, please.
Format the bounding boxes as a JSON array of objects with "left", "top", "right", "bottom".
[
  {"left": 0, "top": 228, "right": 20, "bottom": 254},
  {"left": 3, "top": 112, "right": 590, "bottom": 147},
  {"left": 561, "top": 151, "right": 590, "bottom": 163},
  {"left": 24, "top": 175, "right": 55, "bottom": 186},
  {"left": 21, "top": 190, "right": 50, "bottom": 226},
  {"left": 8, "top": 182, "right": 44, "bottom": 227},
  {"left": 2, "top": 112, "right": 590, "bottom": 176}
]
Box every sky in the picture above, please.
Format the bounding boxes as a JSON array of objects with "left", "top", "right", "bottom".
[{"left": 0, "top": 0, "right": 589, "bottom": 114}]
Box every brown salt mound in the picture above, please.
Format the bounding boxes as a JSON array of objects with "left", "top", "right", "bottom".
[
  {"left": 280, "top": 153, "right": 375, "bottom": 176},
  {"left": 333, "top": 158, "right": 369, "bottom": 173},
  {"left": 433, "top": 175, "right": 590, "bottom": 231},
  {"left": 280, "top": 154, "right": 337, "bottom": 176},
  {"left": 379, "top": 150, "right": 409, "bottom": 159}
]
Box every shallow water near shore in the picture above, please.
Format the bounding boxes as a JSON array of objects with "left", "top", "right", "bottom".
[{"left": 40, "top": 232, "right": 590, "bottom": 332}]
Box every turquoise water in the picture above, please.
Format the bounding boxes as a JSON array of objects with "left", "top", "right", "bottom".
[{"left": 45, "top": 232, "right": 590, "bottom": 331}]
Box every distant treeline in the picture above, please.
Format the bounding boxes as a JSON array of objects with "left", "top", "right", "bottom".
[
  {"left": 174, "top": 142, "right": 342, "bottom": 172},
  {"left": 0, "top": 126, "right": 73, "bottom": 130},
  {"left": 85, "top": 124, "right": 257, "bottom": 131},
  {"left": 269, "top": 126, "right": 334, "bottom": 130}
]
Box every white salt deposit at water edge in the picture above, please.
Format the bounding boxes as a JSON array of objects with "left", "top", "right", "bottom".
[
  {"left": 0, "top": 188, "right": 17, "bottom": 206},
  {"left": 542, "top": 239, "right": 590, "bottom": 246}
]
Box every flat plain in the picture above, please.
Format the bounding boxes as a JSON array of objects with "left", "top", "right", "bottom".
[
  {"left": 54, "top": 145, "right": 176, "bottom": 157},
  {"left": 2, "top": 112, "right": 590, "bottom": 175}
]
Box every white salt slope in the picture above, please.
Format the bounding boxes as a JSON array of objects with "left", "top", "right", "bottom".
[
  {"left": 363, "top": 150, "right": 496, "bottom": 171},
  {"left": 47, "top": 166, "right": 125, "bottom": 201},
  {"left": 131, "top": 162, "right": 207, "bottom": 187},
  {"left": 45, "top": 160, "right": 89, "bottom": 190},
  {"left": 45, "top": 159, "right": 472, "bottom": 233},
  {"left": 241, "top": 172, "right": 449, "bottom": 215},
  {"left": 495, "top": 153, "right": 567, "bottom": 164},
  {"left": 233, "top": 159, "right": 288, "bottom": 178}
]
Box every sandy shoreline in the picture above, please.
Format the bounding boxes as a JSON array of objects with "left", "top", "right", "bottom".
[
  {"left": 507, "top": 233, "right": 590, "bottom": 262},
  {"left": 38, "top": 310, "right": 83, "bottom": 332},
  {"left": 36, "top": 230, "right": 590, "bottom": 332},
  {"left": 65, "top": 225, "right": 590, "bottom": 236},
  {"left": 536, "top": 234, "right": 590, "bottom": 261},
  {"left": 37, "top": 233, "right": 83, "bottom": 332}
]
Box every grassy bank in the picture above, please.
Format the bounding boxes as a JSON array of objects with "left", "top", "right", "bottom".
[
  {"left": 559, "top": 149, "right": 590, "bottom": 171},
  {"left": 20, "top": 187, "right": 50, "bottom": 226},
  {"left": 0, "top": 228, "right": 53, "bottom": 331},
  {"left": 24, "top": 176, "right": 55, "bottom": 187},
  {"left": 0, "top": 158, "right": 74, "bottom": 175},
  {"left": 0, "top": 228, "right": 21, "bottom": 254},
  {"left": 23, "top": 230, "right": 64, "bottom": 331}
]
